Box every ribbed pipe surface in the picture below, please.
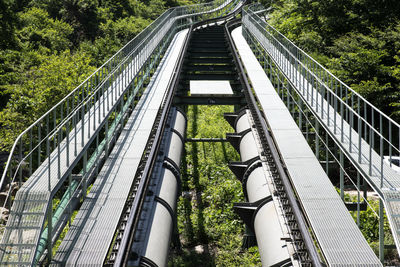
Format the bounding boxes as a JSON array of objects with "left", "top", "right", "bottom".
[
  {"left": 234, "top": 110, "right": 291, "bottom": 266},
  {"left": 142, "top": 108, "right": 186, "bottom": 267}
]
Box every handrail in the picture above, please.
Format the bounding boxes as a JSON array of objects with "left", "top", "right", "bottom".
[
  {"left": 248, "top": 13, "right": 398, "bottom": 153},
  {"left": 243, "top": 3, "right": 400, "bottom": 190},
  {"left": 248, "top": 4, "right": 400, "bottom": 129}
]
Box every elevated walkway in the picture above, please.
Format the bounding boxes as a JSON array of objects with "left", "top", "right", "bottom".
[
  {"left": 242, "top": 8, "right": 400, "bottom": 255},
  {"left": 232, "top": 26, "right": 382, "bottom": 266},
  {"left": 0, "top": 11, "right": 178, "bottom": 265},
  {"left": 51, "top": 29, "right": 189, "bottom": 266}
]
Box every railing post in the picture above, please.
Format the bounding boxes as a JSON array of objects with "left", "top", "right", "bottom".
[
  {"left": 358, "top": 97, "right": 362, "bottom": 163},
  {"left": 19, "top": 138, "right": 23, "bottom": 186},
  {"left": 38, "top": 124, "right": 41, "bottom": 166},
  {"left": 29, "top": 129, "right": 32, "bottom": 176},
  {"left": 357, "top": 172, "right": 360, "bottom": 227},
  {"left": 57, "top": 127, "right": 61, "bottom": 180},
  {"left": 340, "top": 150, "right": 344, "bottom": 200},
  {"left": 389, "top": 122, "right": 392, "bottom": 166},
  {"left": 81, "top": 105, "right": 85, "bottom": 147},
  {"left": 325, "top": 133, "right": 329, "bottom": 175},
  {"left": 315, "top": 120, "right": 320, "bottom": 160},
  {"left": 369, "top": 127, "right": 373, "bottom": 176},
  {"left": 379, "top": 199, "right": 384, "bottom": 263},
  {"left": 334, "top": 80, "right": 337, "bottom": 134},
  {"left": 83, "top": 150, "right": 87, "bottom": 199},
  {"left": 47, "top": 201, "right": 53, "bottom": 263}
]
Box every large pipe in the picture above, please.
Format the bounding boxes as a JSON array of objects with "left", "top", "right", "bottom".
[
  {"left": 129, "top": 108, "right": 186, "bottom": 267},
  {"left": 229, "top": 110, "right": 292, "bottom": 266}
]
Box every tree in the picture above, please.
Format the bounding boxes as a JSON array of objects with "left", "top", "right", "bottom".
[
  {"left": 0, "top": 50, "right": 95, "bottom": 150},
  {"left": 0, "top": 0, "right": 17, "bottom": 49}
]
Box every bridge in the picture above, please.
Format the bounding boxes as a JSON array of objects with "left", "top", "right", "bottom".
[{"left": 0, "top": 1, "right": 399, "bottom": 266}]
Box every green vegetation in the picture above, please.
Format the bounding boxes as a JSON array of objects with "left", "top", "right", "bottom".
[
  {"left": 0, "top": 0, "right": 195, "bottom": 151},
  {"left": 263, "top": 0, "right": 400, "bottom": 123},
  {"left": 170, "top": 105, "right": 261, "bottom": 266},
  {"left": 342, "top": 193, "right": 399, "bottom": 263}
]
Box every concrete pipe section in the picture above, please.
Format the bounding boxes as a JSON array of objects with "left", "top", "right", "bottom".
[
  {"left": 225, "top": 109, "right": 292, "bottom": 266},
  {"left": 129, "top": 107, "right": 186, "bottom": 267}
]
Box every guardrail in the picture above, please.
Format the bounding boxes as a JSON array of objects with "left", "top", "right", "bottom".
[{"left": 242, "top": 3, "right": 400, "bottom": 190}]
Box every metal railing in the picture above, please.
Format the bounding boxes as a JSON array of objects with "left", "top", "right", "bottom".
[
  {"left": 242, "top": 3, "right": 400, "bottom": 261},
  {"left": 0, "top": 0, "right": 237, "bottom": 265},
  {"left": 242, "top": 3, "right": 400, "bottom": 191}
]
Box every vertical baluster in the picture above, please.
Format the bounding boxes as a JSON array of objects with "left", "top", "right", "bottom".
[
  {"left": 340, "top": 150, "right": 344, "bottom": 200},
  {"left": 29, "top": 129, "right": 32, "bottom": 176},
  {"left": 19, "top": 138, "right": 23, "bottom": 186},
  {"left": 380, "top": 115, "right": 383, "bottom": 187},
  {"left": 47, "top": 202, "right": 52, "bottom": 263},
  {"left": 340, "top": 83, "right": 344, "bottom": 142},
  {"left": 315, "top": 121, "right": 319, "bottom": 160},
  {"left": 316, "top": 75, "right": 319, "bottom": 113},
  {"left": 53, "top": 108, "right": 56, "bottom": 150},
  {"left": 38, "top": 123, "right": 41, "bottom": 166},
  {"left": 94, "top": 90, "right": 97, "bottom": 130},
  {"left": 57, "top": 127, "right": 61, "bottom": 180},
  {"left": 349, "top": 94, "right": 353, "bottom": 153},
  {"left": 47, "top": 123, "right": 51, "bottom": 190},
  {"left": 358, "top": 97, "right": 362, "bottom": 163},
  {"left": 334, "top": 80, "right": 337, "bottom": 134},
  {"left": 369, "top": 109, "right": 374, "bottom": 175},
  {"left": 83, "top": 151, "right": 87, "bottom": 199},
  {"left": 105, "top": 119, "right": 109, "bottom": 158},
  {"left": 378, "top": 199, "right": 384, "bottom": 263},
  {"left": 357, "top": 172, "right": 360, "bottom": 227},
  {"left": 327, "top": 89, "right": 330, "bottom": 127},
  {"left": 60, "top": 101, "right": 63, "bottom": 140},
  {"left": 66, "top": 116, "right": 70, "bottom": 168},
  {"left": 107, "top": 79, "right": 110, "bottom": 111},
  {"left": 81, "top": 104, "right": 85, "bottom": 147},
  {"left": 325, "top": 133, "right": 329, "bottom": 175},
  {"left": 364, "top": 101, "right": 367, "bottom": 140},
  {"left": 389, "top": 122, "right": 392, "bottom": 166}
]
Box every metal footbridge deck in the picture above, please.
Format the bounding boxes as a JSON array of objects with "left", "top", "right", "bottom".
[{"left": 0, "top": 1, "right": 399, "bottom": 266}]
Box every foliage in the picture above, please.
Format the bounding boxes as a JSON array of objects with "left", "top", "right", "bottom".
[
  {"left": 0, "top": 0, "right": 199, "bottom": 152},
  {"left": 0, "top": 0, "right": 18, "bottom": 49},
  {"left": 0, "top": 50, "right": 95, "bottom": 150},
  {"left": 18, "top": 7, "right": 73, "bottom": 52}
]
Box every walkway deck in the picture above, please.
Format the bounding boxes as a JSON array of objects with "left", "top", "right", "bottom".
[
  {"left": 232, "top": 26, "right": 382, "bottom": 266},
  {"left": 50, "top": 29, "right": 188, "bottom": 266},
  {"left": 242, "top": 11, "right": 400, "bottom": 254}
]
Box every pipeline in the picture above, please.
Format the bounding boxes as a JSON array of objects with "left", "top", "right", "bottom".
[
  {"left": 127, "top": 107, "right": 186, "bottom": 267},
  {"left": 226, "top": 109, "right": 293, "bottom": 266}
]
